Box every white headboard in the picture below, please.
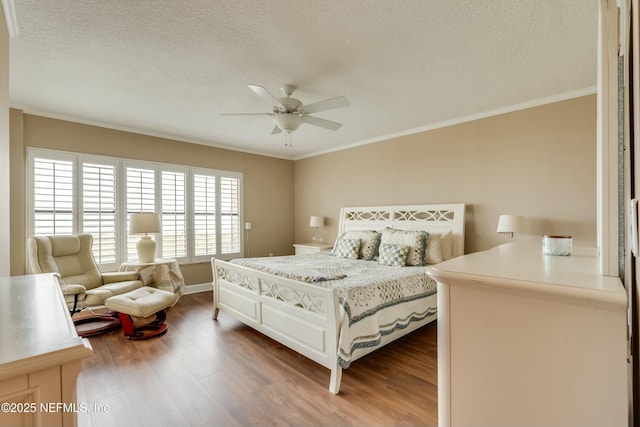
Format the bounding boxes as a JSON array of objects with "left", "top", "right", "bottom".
[{"left": 338, "top": 203, "right": 466, "bottom": 257}]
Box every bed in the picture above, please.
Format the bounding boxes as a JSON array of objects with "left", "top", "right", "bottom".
[{"left": 211, "top": 203, "right": 465, "bottom": 394}]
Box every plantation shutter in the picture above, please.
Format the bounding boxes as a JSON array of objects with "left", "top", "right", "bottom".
[
  {"left": 126, "top": 166, "right": 156, "bottom": 261},
  {"left": 220, "top": 176, "right": 241, "bottom": 254},
  {"left": 161, "top": 170, "right": 187, "bottom": 260},
  {"left": 32, "top": 157, "right": 74, "bottom": 235},
  {"left": 82, "top": 162, "right": 117, "bottom": 266},
  {"left": 29, "top": 148, "right": 243, "bottom": 265},
  {"left": 193, "top": 174, "right": 216, "bottom": 256}
]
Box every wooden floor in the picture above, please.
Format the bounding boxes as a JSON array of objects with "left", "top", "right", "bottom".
[{"left": 77, "top": 291, "right": 438, "bottom": 427}]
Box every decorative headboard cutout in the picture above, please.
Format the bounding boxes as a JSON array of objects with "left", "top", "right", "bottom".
[{"left": 338, "top": 204, "right": 466, "bottom": 257}]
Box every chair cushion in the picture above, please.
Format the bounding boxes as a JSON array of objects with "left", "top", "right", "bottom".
[
  {"left": 105, "top": 287, "right": 177, "bottom": 318},
  {"left": 28, "top": 236, "right": 59, "bottom": 274},
  {"left": 62, "top": 271, "right": 103, "bottom": 290},
  {"left": 50, "top": 235, "right": 81, "bottom": 256},
  {"left": 83, "top": 280, "right": 144, "bottom": 307},
  {"left": 29, "top": 234, "right": 103, "bottom": 289}
]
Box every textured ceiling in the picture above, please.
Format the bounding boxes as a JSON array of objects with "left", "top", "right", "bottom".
[{"left": 8, "top": 0, "right": 598, "bottom": 160}]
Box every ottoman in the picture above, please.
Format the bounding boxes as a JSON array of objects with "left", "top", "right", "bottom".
[{"left": 105, "top": 286, "right": 177, "bottom": 340}]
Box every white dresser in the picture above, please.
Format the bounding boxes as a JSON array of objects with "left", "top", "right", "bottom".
[
  {"left": 427, "top": 243, "right": 628, "bottom": 427},
  {"left": 0, "top": 274, "right": 93, "bottom": 427}
]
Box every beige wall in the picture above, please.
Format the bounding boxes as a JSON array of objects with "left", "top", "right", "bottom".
[
  {"left": 294, "top": 95, "right": 597, "bottom": 254},
  {"left": 10, "top": 111, "right": 295, "bottom": 286},
  {"left": 10, "top": 94, "right": 597, "bottom": 283},
  {"left": 0, "top": 7, "right": 10, "bottom": 277}
]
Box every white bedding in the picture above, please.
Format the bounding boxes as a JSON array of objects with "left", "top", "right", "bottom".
[{"left": 231, "top": 253, "right": 437, "bottom": 367}]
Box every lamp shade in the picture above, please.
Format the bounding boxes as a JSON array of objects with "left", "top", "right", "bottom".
[
  {"left": 130, "top": 213, "right": 161, "bottom": 235},
  {"left": 496, "top": 214, "right": 525, "bottom": 234},
  {"left": 273, "top": 114, "right": 303, "bottom": 134},
  {"left": 309, "top": 216, "right": 324, "bottom": 228}
]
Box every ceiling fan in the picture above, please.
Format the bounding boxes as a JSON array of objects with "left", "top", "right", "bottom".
[{"left": 221, "top": 84, "right": 350, "bottom": 135}]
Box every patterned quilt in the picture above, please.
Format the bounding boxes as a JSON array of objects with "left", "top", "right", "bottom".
[{"left": 231, "top": 253, "right": 437, "bottom": 368}]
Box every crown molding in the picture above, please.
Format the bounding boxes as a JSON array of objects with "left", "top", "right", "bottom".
[
  {"left": 294, "top": 86, "right": 597, "bottom": 160},
  {"left": 11, "top": 105, "right": 293, "bottom": 160},
  {"left": 12, "top": 86, "right": 596, "bottom": 163},
  {"left": 1, "top": 0, "right": 18, "bottom": 37}
]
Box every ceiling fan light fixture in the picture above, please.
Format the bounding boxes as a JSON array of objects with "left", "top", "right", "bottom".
[
  {"left": 223, "top": 84, "right": 348, "bottom": 138},
  {"left": 273, "top": 114, "right": 303, "bottom": 133}
]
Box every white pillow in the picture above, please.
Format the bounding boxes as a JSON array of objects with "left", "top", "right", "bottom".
[
  {"left": 441, "top": 231, "right": 454, "bottom": 260},
  {"left": 425, "top": 233, "right": 443, "bottom": 264},
  {"left": 380, "top": 228, "right": 426, "bottom": 266}
]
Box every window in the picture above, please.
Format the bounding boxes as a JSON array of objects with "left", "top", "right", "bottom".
[
  {"left": 220, "top": 176, "right": 241, "bottom": 254},
  {"left": 126, "top": 166, "right": 156, "bottom": 261},
  {"left": 27, "top": 148, "right": 243, "bottom": 268},
  {"left": 32, "top": 156, "right": 74, "bottom": 235},
  {"left": 81, "top": 161, "right": 117, "bottom": 267},
  {"left": 193, "top": 173, "right": 216, "bottom": 257},
  {"left": 161, "top": 170, "right": 187, "bottom": 260}
]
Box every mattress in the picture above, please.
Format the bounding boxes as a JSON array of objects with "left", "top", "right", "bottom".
[{"left": 231, "top": 253, "right": 438, "bottom": 367}]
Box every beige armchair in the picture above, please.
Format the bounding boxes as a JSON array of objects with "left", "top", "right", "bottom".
[{"left": 28, "top": 234, "right": 144, "bottom": 336}]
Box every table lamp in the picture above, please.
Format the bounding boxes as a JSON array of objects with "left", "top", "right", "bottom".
[
  {"left": 130, "top": 213, "right": 161, "bottom": 262},
  {"left": 309, "top": 215, "right": 324, "bottom": 242},
  {"left": 497, "top": 214, "right": 524, "bottom": 239}
]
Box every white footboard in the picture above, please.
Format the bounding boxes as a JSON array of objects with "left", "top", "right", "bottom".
[
  {"left": 211, "top": 203, "right": 466, "bottom": 394},
  {"left": 212, "top": 258, "right": 344, "bottom": 394}
]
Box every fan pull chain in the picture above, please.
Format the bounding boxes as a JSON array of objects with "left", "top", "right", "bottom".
[{"left": 284, "top": 133, "right": 293, "bottom": 148}]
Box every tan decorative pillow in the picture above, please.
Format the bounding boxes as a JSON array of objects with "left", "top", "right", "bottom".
[
  {"left": 425, "top": 233, "right": 443, "bottom": 264},
  {"left": 441, "top": 231, "right": 454, "bottom": 260}
]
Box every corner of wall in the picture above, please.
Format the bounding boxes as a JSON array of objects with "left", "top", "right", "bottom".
[
  {"left": 9, "top": 108, "right": 25, "bottom": 275},
  {"left": 0, "top": 8, "right": 10, "bottom": 277}
]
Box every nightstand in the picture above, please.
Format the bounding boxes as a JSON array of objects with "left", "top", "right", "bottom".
[{"left": 293, "top": 242, "right": 333, "bottom": 255}]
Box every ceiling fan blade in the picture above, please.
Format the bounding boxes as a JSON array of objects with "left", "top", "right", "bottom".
[
  {"left": 302, "top": 115, "right": 343, "bottom": 131},
  {"left": 271, "top": 125, "right": 282, "bottom": 135},
  {"left": 248, "top": 84, "right": 286, "bottom": 110},
  {"left": 219, "top": 112, "right": 274, "bottom": 116},
  {"left": 302, "top": 96, "right": 350, "bottom": 114}
]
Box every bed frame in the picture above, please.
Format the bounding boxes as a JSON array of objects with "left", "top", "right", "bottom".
[{"left": 212, "top": 203, "right": 465, "bottom": 394}]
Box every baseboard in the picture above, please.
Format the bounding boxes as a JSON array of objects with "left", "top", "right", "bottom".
[{"left": 183, "top": 282, "right": 212, "bottom": 295}]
